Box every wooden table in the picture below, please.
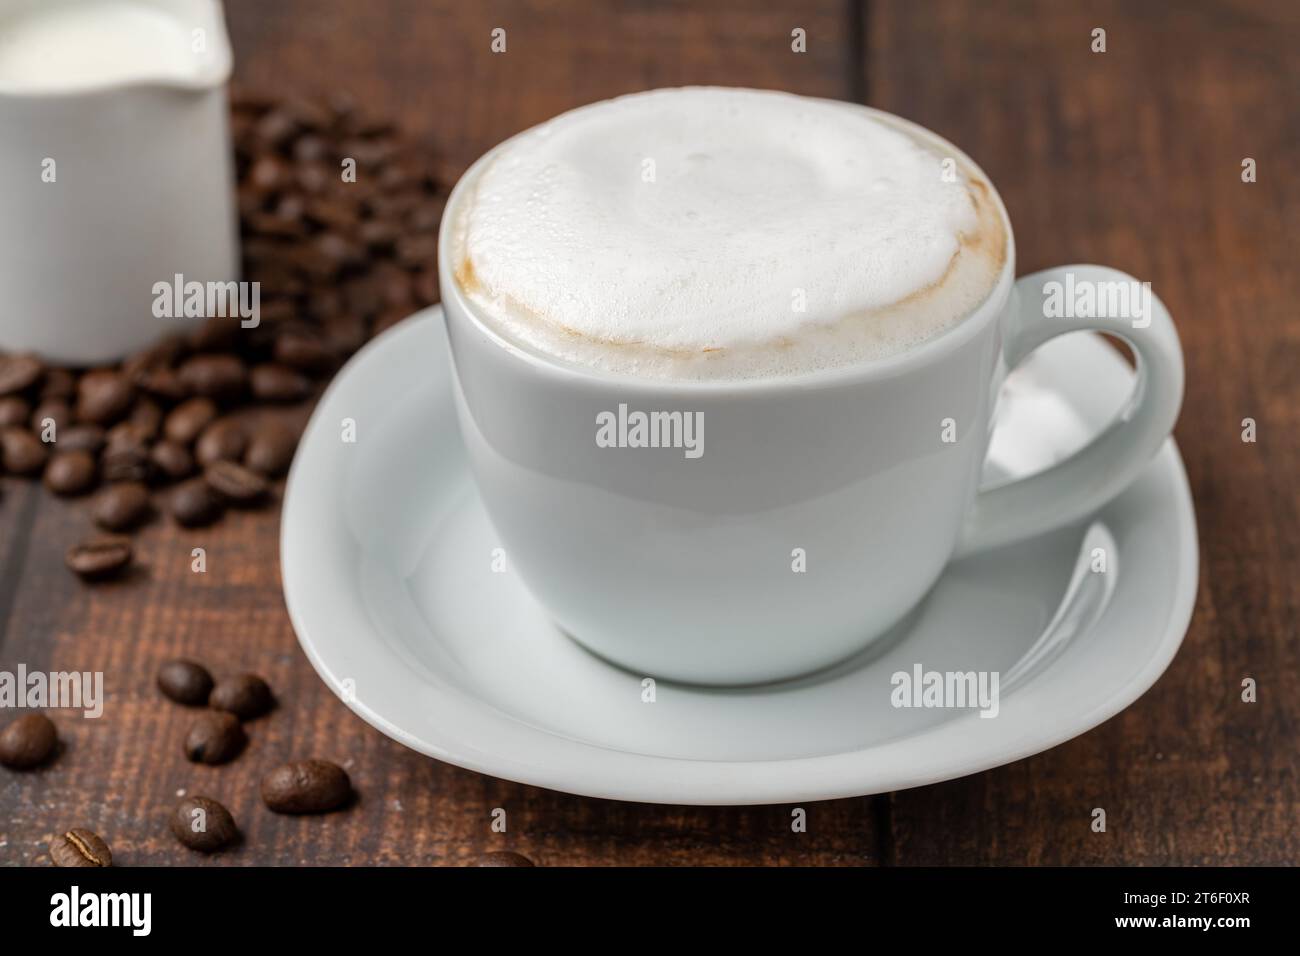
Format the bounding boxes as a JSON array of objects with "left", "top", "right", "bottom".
[{"left": 2, "top": 0, "right": 1296, "bottom": 866}]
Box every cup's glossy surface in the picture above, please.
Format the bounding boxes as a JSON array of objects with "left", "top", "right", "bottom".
[{"left": 439, "top": 101, "right": 1183, "bottom": 685}]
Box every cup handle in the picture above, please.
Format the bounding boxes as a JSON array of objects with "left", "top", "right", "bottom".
[{"left": 953, "top": 264, "right": 1184, "bottom": 558}]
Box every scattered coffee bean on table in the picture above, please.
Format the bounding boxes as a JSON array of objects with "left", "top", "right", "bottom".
[
  {"left": 75, "top": 369, "right": 134, "bottom": 425},
  {"left": 1, "top": 426, "right": 48, "bottom": 475},
  {"left": 209, "top": 673, "right": 274, "bottom": 719},
  {"left": 194, "top": 416, "right": 248, "bottom": 466},
  {"left": 244, "top": 420, "right": 298, "bottom": 476},
  {"left": 177, "top": 353, "right": 248, "bottom": 401},
  {"left": 0, "top": 395, "right": 29, "bottom": 427},
  {"left": 250, "top": 362, "right": 312, "bottom": 402},
  {"left": 149, "top": 440, "right": 195, "bottom": 482},
  {"left": 49, "top": 829, "right": 113, "bottom": 868},
  {"left": 58, "top": 423, "right": 106, "bottom": 454},
  {"left": 0, "top": 712, "right": 58, "bottom": 769},
  {"left": 43, "top": 450, "right": 97, "bottom": 496},
  {"left": 170, "top": 795, "right": 239, "bottom": 853},
  {"left": 157, "top": 659, "right": 215, "bottom": 706},
  {"left": 65, "top": 536, "right": 133, "bottom": 581},
  {"left": 92, "top": 481, "right": 151, "bottom": 531},
  {"left": 204, "top": 460, "right": 269, "bottom": 504},
  {"left": 183, "top": 711, "right": 247, "bottom": 765},
  {"left": 169, "top": 477, "right": 225, "bottom": 527},
  {"left": 100, "top": 423, "right": 152, "bottom": 483},
  {"left": 163, "top": 396, "right": 218, "bottom": 445},
  {"left": 477, "top": 851, "right": 537, "bottom": 867},
  {"left": 261, "top": 759, "right": 352, "bottom": 814}
]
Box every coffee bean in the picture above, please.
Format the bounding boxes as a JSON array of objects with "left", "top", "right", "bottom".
[
  {"left": 204, "top": 460, "right": 269, "bottom": 504},
  {"left": 0, "top": 712, "right": 58, "bottom": 769},
  {"left": 39, "top": 367, "right": 77, "bottom": 401},
  {"left": 100, "top": 422, "right": 153, "bottom": 483},
  {"left": 169, "top": 477, "right": 224, "bottom": 527},
  {"left": 58, "top": 423, "right": 106, "bottom": 454},
  {"left": 50, "top": 829, "right": 112, "bottom": 867},
  {"left": 256, "top": 296, "right": 300, "bottom": 324},
  {"left": 183, "top": 711, "right": 246, "bottom": 764},
  {"left": 195, "top": 417, "right": 247, "bottom": 465},
  {"left": 273, "top": 329, "right": 332, "bottom": 372},
  {"left": 260, "top": 759, "right": 352, "bottom": 814},
  {"left": 1, "top": 426, "right": 49, "bottom": 475},
  {"left": 43, "top": 450, "right": 97, "bottom": 496},
  {"left": 177, "top": 354, "right": 248, "bottom": 401},
  {"left": 133, "top": 365, "right": 188, "bottom": 403},
  {"left": 209, "top": 673, "right": 273, "bottom": 719},
  {"left": 358, "top": 218, "right": 399, "bottom": 250},
  {"left": 250, "top": 363, "right": 312, "bottom": 403},
  {"left": 164, "top": 397, "right": 219, "bottom": 445},
  {"left": 65, "top": 536, "right": 133, "bottom": 581},
  {"left": 93, "top": 482, "right": 151, "bottom": 531},
  {"left": 0, "top": 354, "right": 43, "bottom": 395},
  {"left": 129, "top": 397, "right": 163, "bottom": 439},
  {"left": 296, "top": 162, "right": 331, "bottom": 194},
  {"left": 476, "top": 851, "right": 536, "bottom": 867},
  {"left": 0, "top": 395, "right": 29, "bottom": 428},
  {"left": 248, "top": 154, "right": 290, "bottom": 192},
  {"left": 149, "top": 440, "right": 194, "bottom": 482},
  {"left": 292, "top": 133, "right": 328, "bottom": 164},
  {"left": 245, "top": 421, "right": 297, "bottom": 476},
  {"left": 75, "top": 369, "right": 134, "bottom": 424},
  {"left": 317, "top": 234, "right": 369, "bottom": 273},
  {"left": 123, "top": 334, "right": 187, "bottom": 380},
  {"left": 107, "top": 417, "right": 150, "bottom": 444},
  {"left": 157, "top": 659, "right": 214, "bottom": 706},
  {"left": 170, "top": 795, "right": 238, "bottom": 853},
  {"left": 254, "top": 106, "right": 298, "bottom": 148}
]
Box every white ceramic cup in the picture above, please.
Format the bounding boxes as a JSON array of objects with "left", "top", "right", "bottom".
[
  {"left": 0, "top": 0, "right": 237, "bottom": 365},
  {"left": 439, "top": 105, "right": 1184, "bottom": 685}
]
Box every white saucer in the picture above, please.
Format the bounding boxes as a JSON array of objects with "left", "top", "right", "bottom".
[{"left": 281, "top": 307, "right": 1198, "bottom": 805}]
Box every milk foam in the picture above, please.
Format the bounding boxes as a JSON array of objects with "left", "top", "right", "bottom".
[
  {"left": 0, "top": 1, "right": 201, "bottom": 93},
  {"left": 453, "top": 88, "right": 1006, "bottom": 380}
]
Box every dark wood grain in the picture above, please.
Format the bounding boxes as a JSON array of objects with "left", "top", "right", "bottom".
[
  {"left": 866, "top": 0, "right": 1300, "bottom": 865},
  {"left": 1, "top": 0, "right": 1297, "bottom": 866}
]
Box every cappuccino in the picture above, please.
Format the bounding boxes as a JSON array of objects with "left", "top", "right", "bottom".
[{"left": 452, "top": 87, "right": 1007, "bottom": 381}]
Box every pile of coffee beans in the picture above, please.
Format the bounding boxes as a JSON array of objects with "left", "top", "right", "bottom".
[
  {"left": 1, "top": 93, "right": 536, "bottom": 867},
  {"left": 0, "top": 91, "right": 448, "bottom": 583}
]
